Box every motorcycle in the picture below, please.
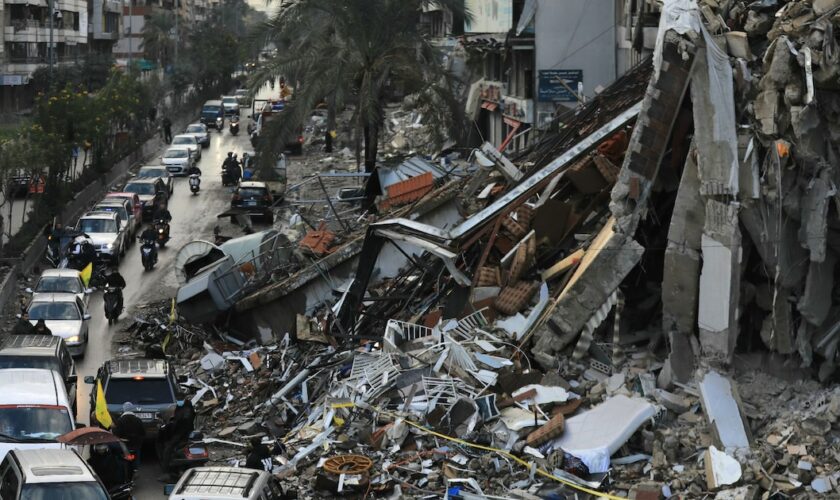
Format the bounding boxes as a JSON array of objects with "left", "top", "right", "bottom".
[
  {"left": 215, "top": 116, "right": 223, "bottom": 130},
  {"left": 108, "top": 482, "right": 134, "bottom": 500},
  {"left": 189, "top": 174, "right": 200, "bottom": 195},
  {"left": 140, "top": 238, "right": 157, "bottom": 271},
  {"left": 156, "top": 427, "right": 209, "bottom": 475},
  {"left": 230, "top": 116, "right": 240, "bottom": 136},
  {"left": 45, "top": 234, "right": 61, "bottom": 267},
  {"left": 154, "top": 220, "right": 170, "bottom": 248},
  {"left": 103, "top": 285, "right": 122, "bottom": 325},
  {"left": 221, "top": 166, "right": 238, "bottom": 187}
]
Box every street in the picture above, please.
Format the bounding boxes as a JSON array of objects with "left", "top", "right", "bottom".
[{"left": 72, "top": 112, "right": 257, "bottom": 498}]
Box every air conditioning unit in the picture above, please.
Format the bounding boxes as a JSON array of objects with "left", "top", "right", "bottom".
[{"left": 537, "top": 111, "right": 553, "bottom": 128}]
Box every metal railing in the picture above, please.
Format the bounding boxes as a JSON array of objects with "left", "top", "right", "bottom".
[{"left": 212, "top": 232, "right": 293, "bottom": 304}]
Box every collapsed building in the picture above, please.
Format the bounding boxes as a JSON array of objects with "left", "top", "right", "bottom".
[{"left": 140, "top": 0, "right": 840, "bottom": 497}]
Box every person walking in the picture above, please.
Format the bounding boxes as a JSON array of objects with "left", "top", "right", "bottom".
[
  {"left": 12, "top": 312, "right": 35, "bottom": 336},
  {"left": 113, "top": 403, "right": 146, "bottom": 471},
  {"left": 162, "top": 117, "right": 172, "bottom": 144}
]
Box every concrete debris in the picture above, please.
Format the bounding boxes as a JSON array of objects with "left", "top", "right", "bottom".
[{"left": 84, "top": 1, "right": 840, "bottom": 495}]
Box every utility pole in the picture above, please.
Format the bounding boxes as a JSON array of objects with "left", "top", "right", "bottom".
[
  {"left": 128, "top": 0, "right": 133, "bottom": 71},
  {"left": 173, "top": 0, "right": 178, "bottom": 70},
  {"left": 47, "top": 0, "right": 54, "bottom": 85}
]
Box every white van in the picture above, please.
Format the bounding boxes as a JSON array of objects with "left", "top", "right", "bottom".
[
  {"left": 0, "top": 449, "right": 109, "bottom": 499},
  {"left": 0, "top": 369, "right": 75, "bottom": 462},
  {"left": 167, "top": 467, "right": 285, "bottom": 500}
]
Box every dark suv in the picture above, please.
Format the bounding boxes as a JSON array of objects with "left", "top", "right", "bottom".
[
  {"left": 200, "top": 100, "right": 225, "bottom": 129},
  {"left": 231, "top": 181, "right": 274, "bottom": 223},
  {"left": 85, "top": 358, "right": 183, "bottom": 438},
  {"left": 123, "top": 178, "right": 169, "bottom": 221},
  {"left": 0, "top": 335, "right": 77, "bottom": 410}
]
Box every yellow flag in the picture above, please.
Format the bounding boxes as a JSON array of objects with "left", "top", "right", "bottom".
[
  {"left": 80, "top": 262, "right": 93, "bottom": 287},
  {"left": 169, "top": 298, "right": 176, "bottom": 324},
  {"left": 95, "top": 380, "right": 113, "bottom": 429}
]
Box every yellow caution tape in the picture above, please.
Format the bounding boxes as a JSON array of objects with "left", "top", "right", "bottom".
[{"left": 368, "top": 404, "right": 625, "bottom": 500}]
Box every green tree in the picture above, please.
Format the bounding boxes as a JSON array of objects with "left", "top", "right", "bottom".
[
  {"left": 142, "top": 12, "right": 176, "bottom": 67},
  {"left": 252, "top": 0, "right": 468, "bottom": 179}
]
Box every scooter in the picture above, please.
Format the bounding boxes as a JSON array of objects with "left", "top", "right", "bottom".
[
  {"left": 221, "top": 165, "right": 238, "bottom": 187},
  {"left": 189, "top": 174, "right": 200, "bottom": 195},
  {"left": 103, "top": 285, "right": 123, "bottom": 325},
  {"left": 156, "top": 427, "right": 209, "bottom": 476},
  {"left": 230, "top": 116, "right": 240, "bottom": 136},
  {"left": 140, "top": 238, "right": 157, "bottom": 271},
  {"left": 45, "top": 235, "right": 61, "bottom": 267},
  {"left": 154, "top": 220, "right": 170, "bottom": 248}
]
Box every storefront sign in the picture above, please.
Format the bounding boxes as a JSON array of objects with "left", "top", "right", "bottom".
[{"left": 538, "top": 69, "right": 583, "bottom": 102}]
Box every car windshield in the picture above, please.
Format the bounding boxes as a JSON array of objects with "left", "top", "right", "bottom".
[
  {"left": 173, "top": 137, "right": 195, "bottom": 145},
  {"left": 95, "top": 205, "right": 128, "bottom": 221},
  {"left": 0, "top": 406, "right": 73, "bottom": 441},
  {"left": 186, "top": 125, "right": 205, "bottom": 134},
  {"left": 78, "top": 219, "right": 116, "bottom": 234},
  {"left": 164, "top": 149, "right": 189, "bottom": 158},
  {"left": 29, "top": 302, "right": 80, "bottom": 321},
  {"left": 202, "top": 105, "right": 221, "bottom": 113},
  {"left": 21, "top": 482, "right": 109, "bottom": 500},
  {"left": 35, "top": 277, "right": 83, "bottom": 294},
  {"left": 238, "top": 188, "right": 268, "bottom": 198},
  {"left": 124, "top": 183, "right": 156, "bottom": 195},
  {"left": 0, "top": 356, "right": 61, "bottom": 372},
  {"left": 105, "top": 378, "right": 174, "bottom": 405},
  {"left": 137, "top": 168, "right": 166, "bottom": 178},
  {"left": 222, "top": 97, "right": 236, "bottom": 104}
]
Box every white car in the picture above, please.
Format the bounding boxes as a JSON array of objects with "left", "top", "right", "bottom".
[
  {"left": 0, "top": 369, "right": 75, "bottom": 462},
  {"left": 76, "top": 211, "right": 126, "bottom": 263},
  {"left": 185, "top": 123, "right": 210, "bottom": 148},
  {"left": 162, "top": 145, "right": 196, "bottom": 175},
  {"left": 25, "top": 293, "right": 91, "bottom": 357},
  {"left": 221, "top": 95, "right": 239, "bottom": 116},
  {"left": 95, "top": 198, "right": 137, "bottom": 240},
  {"left": 0, "top": 449, "right": 111, "bottom": 499},
  {"left": 172, "top": 134, "right": 202, "bottom": 161},
  {"left": 27, "top": 269, "right": 91, "bottom": 306}
]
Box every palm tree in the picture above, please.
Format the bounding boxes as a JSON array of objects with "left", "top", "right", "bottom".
[
  {"left": 141, "top": 12, "right": 176, "bottom": 67},
  {"left": 252, "top": 0, "right": 468, "bottom": 185}
]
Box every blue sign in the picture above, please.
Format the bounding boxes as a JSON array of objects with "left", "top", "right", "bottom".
[
  {"left": 271, "top": 100, "right": 286, "bottom": 111},
  {"left": 538, "top": 69, "right": 583, "bottom": 103}
]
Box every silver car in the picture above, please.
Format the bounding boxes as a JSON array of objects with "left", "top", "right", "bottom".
[
  {"left": 172, "top": 134, "right": 202, "bottom": 161},
  {"left": 27, "top": 269, "right": 91, "bottom": 306},
  {"left": 25, "top": 293, "right": 91, "bottom": 357},
  {"left": 168, "top": 467, "right": 284, "bottom": 500},
  {"left": 137, "top": 165, "right": 174, "bottom": 194},
  {"left": 94, "top": 199, "right": 136, "bottom": 240},
  {"left": 162, "top": 146, "right": 195, "bottom": 176},
  {"left": 221, "top": 96, "right": 239, "bottom": 116},
  {"left": 76, "top": 211, "right": 126, "bottom": 263},
  {"left": 185, "top": 123, "right": 210, "bottom": 148}
]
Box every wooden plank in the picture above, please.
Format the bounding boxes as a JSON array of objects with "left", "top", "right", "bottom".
[{"left": 540, "top": 248, "right": 586, "bottom": 281}]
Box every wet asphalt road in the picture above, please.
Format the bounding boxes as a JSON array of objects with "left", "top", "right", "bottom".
[{"left": 72, "top": 108, "right": 258, "bottom": 499}]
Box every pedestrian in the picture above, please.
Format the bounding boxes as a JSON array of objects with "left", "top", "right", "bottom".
[
  {"left": 161, "top": 399, "right": 195, "bottom": 468},
  {"left": 71, "top": 145, "right": 79, "bottom": 169},
  {"left": 33, "top": 319, "right": 51, "bottom": 335},
  {"left": 325, "top": 129, "right": 333, "bottom": 153},
  {"left": 244, "top": 436, "right": 272, "bottom": 471},
  {"left": 113, "top": 403, "right": 146, "bottom": 470},
  {"left": 162, "top": 117, "right": 172, "bottom": 144},
  {"left": 12, "top": 312, "right": 34, "bottom": 335},
  {"left": 148, "top": 106, "right": 157, "bottom": 123}
]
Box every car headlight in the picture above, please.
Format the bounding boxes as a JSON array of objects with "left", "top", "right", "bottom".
[
  {"left": 158, "top": 228, "right": 164, "bottom": 234},
  {"left": 106, "top": 243, "right": 114, "bottom": 250},
  {"left": 66, "top": 335, "right": 80, "bottom": 343}
]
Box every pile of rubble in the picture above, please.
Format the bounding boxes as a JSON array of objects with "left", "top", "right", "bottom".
[{"left": 105, "top": 0, "right": 840, "bottom": 497}]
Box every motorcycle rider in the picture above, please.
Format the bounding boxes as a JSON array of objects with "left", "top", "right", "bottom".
[
  {"left": 87, "top": 443, "right": 131, "bottom": 492},
  {"left": 187, "top": 164, "right": 202, "bottom": 176},
  {"left": 222, "top": 152, "right": 239, "bottom": 185},
  {"left": 139, "top": 226, "right": 159, "bottom": 263},
  {"left": 12, "top": 312, "right": 35, "bottom": 335},
  {"left": 68, "top": 235, "right": 96, "bottom": 271},
  {"left": 33, "top": 319, "right": 52, "bottom": 335},
  {"left": 161, "top": 399, "right": 196, "bottom": 469},
  {"left": 114, "top": 403, "right": 146, "bottom": 471},
  {"left": 104, "top": 268, "right": 126, "bottom": 316}
]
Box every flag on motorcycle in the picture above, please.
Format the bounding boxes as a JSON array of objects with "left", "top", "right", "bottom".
[
  {"left": 80, "top": 262, "right": 93, "bottom": 287},
  {"left": 95, "top": 380, "right": 113, "bottom": 429}
]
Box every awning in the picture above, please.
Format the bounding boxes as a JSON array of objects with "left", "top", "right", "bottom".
[{"left": 481, "top": 101, "right": 498, "bottom": 111}]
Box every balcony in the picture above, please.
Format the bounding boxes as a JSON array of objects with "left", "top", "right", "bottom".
[{"left": 4, "top": 24, "right": 87, "bottom": 44}]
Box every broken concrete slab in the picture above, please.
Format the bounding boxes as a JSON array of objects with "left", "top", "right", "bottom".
[
  {"left": 698, "top": 201, "right": 742, "bottom": 363},
  {"left": 705, "top": 446, "right": 742, "bottom": 489},
  {"left": 798, "top": 251, "right": 837, "bottom": 326},
  {"left": 552, "top": 395, "right": 656, "bottom": 474},
  {"left": 698, "top": 371, "right": 751, "bottom": 454}
]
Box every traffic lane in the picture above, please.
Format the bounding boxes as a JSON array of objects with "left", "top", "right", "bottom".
[{"left": 72, "top": 123, "right": 254, "bottom": 499}]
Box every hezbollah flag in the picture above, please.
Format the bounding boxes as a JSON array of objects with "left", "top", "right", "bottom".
[
  {"left": 94, "top": 380, "right": 113, "bottom": 429},
  {"left": 80, "top": 262, "right": 93, "bottom": 287}
]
